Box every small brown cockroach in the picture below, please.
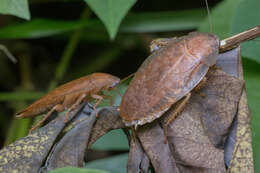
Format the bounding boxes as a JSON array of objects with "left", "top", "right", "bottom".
[
  {"left": 120, "top": 32, "right": 219, "bottom": 140},
  {"left": 16, "top": 72, "right": 120, "bottom": 132}
]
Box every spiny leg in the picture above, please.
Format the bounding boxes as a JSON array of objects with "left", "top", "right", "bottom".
[
  {"left": 91, "top": 94, "right": 103, "bottom": 116},
  {"left": 102, "top": 95, "right": 113, "bottom": 106},
  {"left": 29, "top": 104, "right": 64, "bottom": 133},
  {"left": 164, "top": 92, "right": 191, "bottom": 143},
  {"left": 194, "top": 77, "right": 207, "bottom": 97},
  {"left": 64, "top": 93, "right": 87, "bottom": 122}
]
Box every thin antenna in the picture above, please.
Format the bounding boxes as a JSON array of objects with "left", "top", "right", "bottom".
[
  {"left": 204, "top": 0, "right": 212, "bottom": 33},
  {"left": 111, "top": 72, "right": 135, "bottom": 97},
  {"left": 0, "top": 44, "right": 17, "bottom": 63},
  {"left": 114, "top": 87, "right": 122, "bottom": 97},
  {"left": 118, "top": 72, "right": 135, "bottom": 85}
]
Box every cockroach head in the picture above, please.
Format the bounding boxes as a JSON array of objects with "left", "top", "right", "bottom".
[{"left": 106, "top": 75, "right": 120, "bottom": 91}]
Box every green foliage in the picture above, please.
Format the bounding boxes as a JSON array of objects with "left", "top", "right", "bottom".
[
  {"left": 91, "top": 129, "right": 129, "bottom": 150},
  {"left": 0, "top": 0, "right": 30, "bottom": 20},
  {"left": 199, "top": 0, "right": 260, "bottom": 63},
  {"left": 0, "top": 91, "right": 43, "bottom": 101},
  {"left": 84, "top": 0, "right": 136, "bottom": 39},
  {"left": 91, "top": 83, "right": 129, "bottom": 151},
  {"left": 85, "top": 153, "right": 128, "bottom": 173},
  {"left": 120, "top": 9, "right": 206, "bottom": 33},
  {"left": 243, "top": 59, "right": 260, "bottom": 172},
  {"left": 0, "top": 9, "right": 205, "bottom": 40},
  {"left": 199, "top": 0, "right": 242, "bottom": 39},
  {"left": 232, "top": 0, "right": 260, "bottom": 63},
  {"left": 49, "top": 167, "right": 109, "bottom": 173},
  {"left": 0, "top": 19, "right": 90, "bottom": 39}
]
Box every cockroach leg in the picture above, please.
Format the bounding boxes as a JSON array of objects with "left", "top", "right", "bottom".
[
  {"left": 91, "top": 94, "right": 104, "bottom": 116},
  {"left": 163, "top": 93, "right": 191, "bottom": 144},
  {"left": 194, "top": 77, "right": 207, "bottom": 97},
  {"left": 64, "top": 93, "right": 87, "bottom": 122},
  {"left": 102, "top": 95, "right": 113, "bottom": 106},
  {"left": 29, "top": 104, "right": 64, "bottom": 133}
]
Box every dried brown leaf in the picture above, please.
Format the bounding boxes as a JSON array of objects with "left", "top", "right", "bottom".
[
  {"left": 42, "top": 104, "right": 96, "bottom": 172},
  {"left": 161, "top": 66, "right": 244, "bottom": 172},
  {"left": 88, "top": 106, "right": 125, "bottom": 147},
  {"left": 227, "top": 47, "right": 254, "bottom": 173},
  {"left": 137, "top": 121, "right": 180, "bottom": 173},
  {"left": 0, "top": 104, "right": 84, "bottom": 173},
  {"left": 127, "top": 131, "right": 150, "bottom": 173}
]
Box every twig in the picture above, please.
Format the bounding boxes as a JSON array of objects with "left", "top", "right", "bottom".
[{"left": 220, "top": 26, "right": 260, "bottom": 52}]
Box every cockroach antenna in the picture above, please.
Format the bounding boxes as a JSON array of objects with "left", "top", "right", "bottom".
[
  {"left": 118, "top": 73, "right": 135, "bottom": 85},
  {"left": 0, "top": 44, "right": 17, "bottom": 63},
  {"left": 112, "top": 73, "right": 136, "bottom": 97},
  {"left": 114, "top": 86, "right": 122, "bottom": 97},
  {"left": 204, "top": 0, "right": 212, "bottom": 33}
]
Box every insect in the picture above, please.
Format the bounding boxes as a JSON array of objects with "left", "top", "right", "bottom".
[
  {"left": 16, "top": 72, "right": 120, "bottom": 132},
  {"left": 120, "top": 32, "right": 219, "bottom": 141}
]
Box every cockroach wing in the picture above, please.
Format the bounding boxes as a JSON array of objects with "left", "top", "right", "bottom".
[{"left": 120, "top": 32, "right": 219, "bottom": 127}]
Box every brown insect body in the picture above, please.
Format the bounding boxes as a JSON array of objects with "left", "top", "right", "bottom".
[
  {"left": 16, "top": 73, "right": 120, "bottom": 118},
  {"left": 120, "top": 32, "right": 219, "bottom": 127}
]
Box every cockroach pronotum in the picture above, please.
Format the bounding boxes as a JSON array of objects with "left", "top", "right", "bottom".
[{"left": 16, "top": 72, "right": 120, "bottom": 132}]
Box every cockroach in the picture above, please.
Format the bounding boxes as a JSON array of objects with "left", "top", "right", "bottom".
[
  {"left": 120, "top": 32, "right": 219, "bottom": 142},
  {"left": 16, "top": 72, "right": 120, "bottom": 132},
  {"left": 120, "top": 24, "right": 260, "bottom": 143}
]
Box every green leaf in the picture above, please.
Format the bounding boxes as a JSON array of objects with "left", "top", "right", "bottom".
[
  {"left": 91, "top": 129, "right": 129, "bottom": 150},
  {"left": 120, "top": 9, "right": 206, "bottom": 33},
  {"left": 231, "top": 0, "right": 260, "bottom": 63},
  {"left": 0, "top": 0, "right": 30, "bottom": 20},
  {"left": 199, "top": 0, "right": 260, "bottom": 63},
  {"left": 49, "top": 167, "right": 109, "bottom": 173},
  {"left": 199, "top": 0, "right": 243, "bottom": 39},
  {"left": 84, "top": 0, "right": 136, "bottom": 39},
  {"left": 0, "top": 9, "right": 206, "bottom": 40},
  {"left": 85, "top": 153, "right": 128, "bottom": 173},
  {"left": 0, "top": 91, "right": 44, "bottom": 101},
  {"left": 0, "top": 19, "right": 91, "bottom": 39},
  {"left": 242, "top": 58, "right": 260, "bottom": 173}
]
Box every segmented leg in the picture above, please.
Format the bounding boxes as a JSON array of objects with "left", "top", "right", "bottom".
[
  {"left": 29, "top": 104, "right": 64, "bottom": 133},
  {"left": 164, "top": 92, "right": 191, "bottom": 143},
  {"left": 91, "top": 94, "right": 103, "bottom": 116},
  {"left": 64, "top": 93, "right": 87, "bottom": 122},
  {"left": 102, "top": 95, "right": 113, "bottom": 106},
  {"left": 194, "top": 77, "right": 207, "bottom": 97},
  {"left": 194, "top": 77, "right": 207, "bottom": 92}
]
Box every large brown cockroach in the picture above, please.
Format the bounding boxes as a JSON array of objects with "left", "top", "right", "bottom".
[{"left": 120, "top": 32, "right": 219, "bottom": 141}]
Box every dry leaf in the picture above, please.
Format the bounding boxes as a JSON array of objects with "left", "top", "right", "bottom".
[
  {"left": 137, "top": 121, "right": 180, "bottom": 173},
  {"left": 42, "top": 104, "right": 96, "bottom": 172},
  {"left": 227, "top": 47, "right": 254, "bottom": 173},
  {"left": 0, "top": 104, "right": 85, "bottom": 173},
  {"left": 127, "top": 130, "right": 150, "bottom": 173}
]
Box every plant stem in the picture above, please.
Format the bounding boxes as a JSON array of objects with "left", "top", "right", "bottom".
[
  {"left": 33, "top": 8, "right": 91, "bottom": 126},
  {"left": 48, "top": 8, "right": 91, "bottom": 91},
  {"left": 5, "top": 50, "right": 33, "bottom": 145}
]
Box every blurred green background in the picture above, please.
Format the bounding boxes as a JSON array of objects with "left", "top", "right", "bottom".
[{"left": 0, "top": 0, "right": 259, "bottom": 172}]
